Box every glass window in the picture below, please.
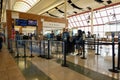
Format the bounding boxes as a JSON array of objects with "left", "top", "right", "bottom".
[
  {"left": 76, "top": 22, "right": 80, "bottom": 27},
  {"left": 72, "top": 23, "right": 77, "bottom": 27},
  {"left": 104, "top": 24, "right": 110, "bottom": 32},
  {"left": 70, "top": 23, "right": 74, "bottom": 27},
  {"left": 68, "top": 19, "right": 71, "bottom": 23},
  {"left": 97, "top": 18, "right": 103, "bottom": 24},
  {"left": 107, "top": 8, "right": 114, "bottom": 16},
  {"left": 110, "top": 25, "right": 117, "bottom": 32},
  {"left": 83, "top": 21, "right": 87, "bottom": 26},
  {"left": 84, "top": 13, "right": 89, "bottom": 20},
  {"left": 93, "top": 18, "right": 97, "bottom": 25},
  {"left": 69, "top": 22, "right": 73, "bottom": 27},
  {"left": 95, "top": 11, "right": 101, "bottom": 17},
  {"left": 100, "top": 10, "right": 107, "bottom": 17},
  {"left": 114, "top": 7, "right": 120, "bottom": 14},
  {"left": 98, "top": 26, "right": 103, "bottom": 31},
  {"left": 73, "top": 16, "right": 78, "bottom": 22},
  {"left": 116, "top": 14, "right": 120, "bottom": 20},
  {"left": 93, "top": 26, "right": 98, "bottom": 32},
  {"left": 116, "top": 24, "right": 120, "bottom": 31},
  {"left": 70, "top": 18, "right": 74, "bottom": 22},
  {"left": 76, "top": 15, "right": 81, "bottom": 21},
  {"left": 81, "top": 14, "right": 85, "bottom": 20},
  {"left": 102, "top": 17, "right": 109, "bottom": 24},
  {"left": 68, "top": 3, "right": 120, "bottom": 35},
  {"left": 80, "top": 21, "right": 84, "bottom": 26},
  {"left": 68, "top": 24, "right": 71, "bottom": 28}
]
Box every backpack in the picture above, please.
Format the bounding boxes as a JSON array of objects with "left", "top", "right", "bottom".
[{"left": 75, "top": 36, "right": 83, "bottom": 45}]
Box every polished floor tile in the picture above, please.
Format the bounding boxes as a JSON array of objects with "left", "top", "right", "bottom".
[
  {"left": 1, "top": 43, "right": 120, "bottom": 80},
  {"left": 0, "top": 46, "right": 25, "bottom": 80}
]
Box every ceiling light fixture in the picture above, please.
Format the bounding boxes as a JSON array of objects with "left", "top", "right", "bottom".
[
  {"left": 46, "top": 12, "right": 58, "bottom": 17},
  {"left": 55, "top": 7, "right": 64, "bottom": 13},
  {"left": 94, "top": 0, "right": 104, "bottom": 3},
  {"left": 107, "top": 0, "right": 112, "bottom": 4}
]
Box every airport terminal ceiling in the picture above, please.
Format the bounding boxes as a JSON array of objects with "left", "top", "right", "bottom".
[
  {"left": 11, "top": 0, "right": 120, "bottom": 17},
  {"left": 1, "top": 0, "right": 120, "bottom": 28}
]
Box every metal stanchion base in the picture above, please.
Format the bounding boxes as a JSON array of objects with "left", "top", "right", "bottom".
[
  {"left": 38, "top": 55, "right": 46, "bottom": 58},
  {"left": 61, "top": 64, "right": 68, "bottom": 67},
  {"left": 22, "top": 55, "right": 28, "bottom": 58},
  {"left": 29, "top": 55, "right": 34, "bottom": 58},
  {"left": 95, "top": 53, "right": 100, "bottom": 55},
  {"left": 15, "top": 56, "right": 21, "bottom": 58},
  {"left": 9, "top": 50, "right": 14, "bottom": 53},
  {"left": 81, "top": 57, "right": 87, "bottom": 59},
  {"left": 93, "top": 48, "right": 95, "bottom": 50},
  {"left": 109, "top": 69, "right": 119, "bottom": 73},
  {"left": 115, "top": 67, "right": 120, "bottom": 70},
  {"left": 38, "top": 55, "right": 42, "bottom": 57},
  {"left": 46, "top": 57, "right": 52, "bottom": 59}
]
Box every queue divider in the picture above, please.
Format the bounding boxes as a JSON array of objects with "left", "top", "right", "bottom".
[
  {"left": 81, "top": 40, "right": 86, "bottom": 59},
  {"left": 95, "top": 38, "right": 100, "bottom": 55},
  {"left": 29, "top": 40, "right": 34, "bottom": 58},
  {"left": 109, "top": 32, "right": 119, "bottom": 73},
  {"left": 116, "top": 33, "right": 120, "bottom": 70},
  {"left": 15, "top": 40, "right": 21, "bottom": 58}
]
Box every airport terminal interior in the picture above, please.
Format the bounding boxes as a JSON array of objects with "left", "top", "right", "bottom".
[{"left": 1, "top": 0, "right": 120, "bottom": 80}]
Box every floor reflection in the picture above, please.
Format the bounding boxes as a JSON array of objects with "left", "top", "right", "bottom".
[{"left": 15, "top": 58, "right": 52, "bottom": 80}]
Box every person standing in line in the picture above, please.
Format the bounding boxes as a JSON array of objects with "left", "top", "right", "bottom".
[
  {"left": 0, "top": 32, "right": 3, "bottom": 52},
  {"left": 75, "top": 30, "right": 83, "bottom": 55},
  {"left": 62, "top": 28, "right": 70, "bottom": 54},
  {"left": 50, "top": 30, "right": 55, "bottom": 40}
]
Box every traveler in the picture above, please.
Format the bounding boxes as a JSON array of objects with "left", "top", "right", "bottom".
[{"left": 0, "top": 33, "right": 3, "bottom": 52}]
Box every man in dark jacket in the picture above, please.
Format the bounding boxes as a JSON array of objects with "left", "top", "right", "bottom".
[{"left": 0, "top": 33, "right": 3, "bottom": 52}]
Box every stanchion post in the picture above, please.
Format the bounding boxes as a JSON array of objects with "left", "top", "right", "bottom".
[
  {"left": 109, "top": 32, "right": 119, "bottom": 73},
  {"left": 9, "top": 39, "right": 14, "bottom": 53},
  {"left": 81, "top": 40, "right": 86, "bottom": 59},
  {"left": 93, "top": 34, "right": 96, "bottom": 50},
  {"left": 38, "top": 41, "right": 42, "bottom": 57},
  {"left": 47, "top": 40, "right": 51, "bottom": 59},
  {"left": 116, "top": 33, "right": 120, "bottom": 70},
  {"left": 15, "top": 40, "right": 20, "bottom": 58},
  {"left": 29, "top": 40, "right": 34, "bottom": 58},
  {"left": 95, "top": 34, "right": 100, "bottom": 55},
  {"left": 43, "top": 41, "right": 46, "bottom": 58},
  {"left": 61, "top": 42, "right": 68, "bottom": 67},
  {"left": 23, "top": 40, "right": 27, "bottom": 58}
]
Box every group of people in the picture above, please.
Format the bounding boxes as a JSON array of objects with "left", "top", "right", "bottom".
[
  {"left": 14, "top": 29, "right": 92, "bottom": 55},
  {"left": 46, "top": 28, "right": 88, "bottom": 55},
  {"left": 62, "top": 28, "right": 86, "bottom": 55}
]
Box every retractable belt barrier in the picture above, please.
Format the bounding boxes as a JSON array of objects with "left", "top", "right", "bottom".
[
  {"left": 9, "top": 39, "right": 40, "bottom": 58},
  {"left": 108, "top": 33, "right": 119, "bottom": 73},
  {"left": 9, "top": 39, "right": 66, "bottom": 66}
]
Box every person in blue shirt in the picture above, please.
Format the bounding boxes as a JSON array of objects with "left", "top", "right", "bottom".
[
  {"left": 50, "top": 30, "right": 54, "bottom": 40},
  {"left": 62, "top": 28, "right": 70, "bottom": 54}
]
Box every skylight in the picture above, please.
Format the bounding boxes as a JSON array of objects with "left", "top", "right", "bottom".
[{"left": 13, "top": 0, "right": 40, "bottom": 12}]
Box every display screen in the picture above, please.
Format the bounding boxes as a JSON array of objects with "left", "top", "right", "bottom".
[
  {"left": 28, "top": 20, "right": 37, "bottom": 26},
  {"left": 15, "top": 19, "right": 28, "bottom": 26}
]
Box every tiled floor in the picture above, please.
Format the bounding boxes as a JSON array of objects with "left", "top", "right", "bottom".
[
  {"left": 1, "top": 44, "right": 120, "bottom": 80},
  {"left": 0, "top": 45, "right": 25, "bottom": 80}
]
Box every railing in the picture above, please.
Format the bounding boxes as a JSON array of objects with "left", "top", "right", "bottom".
[{"left": 9, "top": 39, "right": 66, "bottom": 65}]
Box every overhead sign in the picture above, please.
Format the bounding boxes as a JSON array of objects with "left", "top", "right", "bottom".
[
  {"left": 43, "top": 21, "right": 65, "bottom": 28},
  {"left": 12, "top": 12, "right": 19, "bottom": 19}
]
